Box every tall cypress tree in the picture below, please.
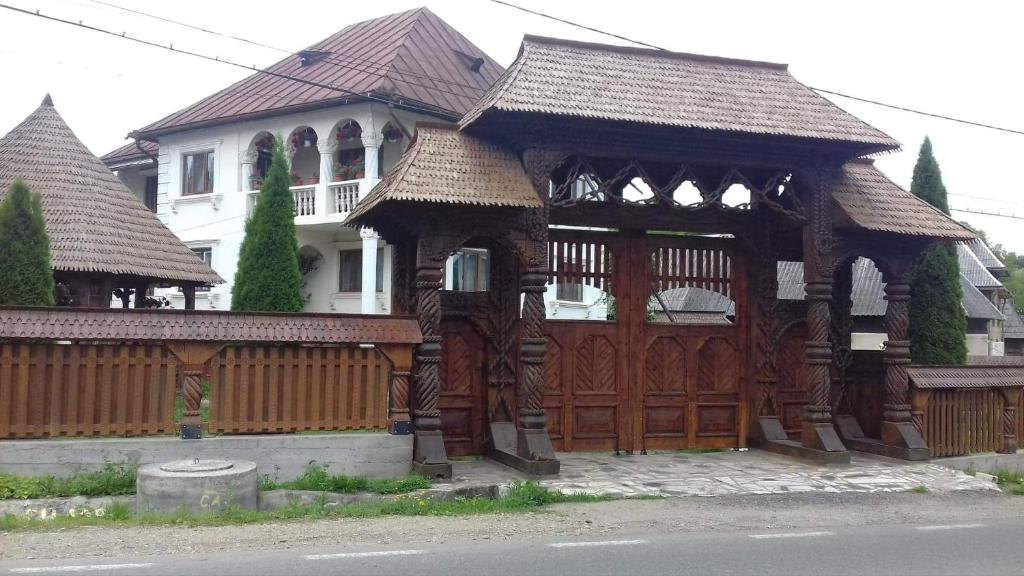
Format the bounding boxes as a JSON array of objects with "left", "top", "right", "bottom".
[
  {"left": 231, "top": 139, "right": 303, "bottom": 312},
  {"left": 0, "top": 179, "right": 55, "bottom": 306},
  {"left": 908, "top": 138, "right": 966, "bottom": 364}
]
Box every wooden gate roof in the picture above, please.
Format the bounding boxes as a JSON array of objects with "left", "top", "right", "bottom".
[
  {"left": 908, "top": 365, "right": 1024, "bottom": 389},
  {"left": 346, "top": 123, "right": 540, "bottom": 226},
  {"left": 461, "top": 36, "right": 899, "bottom": 153},
  {"left": 831, "top": 160, "right": 975, "bottom": 241},
  {"left": 0, "top": 97, "right": 222, "bottom": 285}
]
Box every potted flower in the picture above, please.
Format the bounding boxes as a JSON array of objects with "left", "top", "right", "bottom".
[
  {"left": 382, "top": 124, "right": 403, "bottom": 143},
  {"left": 336, "top": 121, "right": 362, "bottom": 143}
]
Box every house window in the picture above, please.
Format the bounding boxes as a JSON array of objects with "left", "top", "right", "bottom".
[
  {"left": 190, "top": 247, "right": 212, "bottom": 292},
  {"left": 339, "top": 248, "right": 384, "bottom": 292},
  {"left": 452, "top": 249, "right": 489, "bottom": 292},
  {"left": 181, "top": 150, "right": 214, "bottom": 196},
  {"left": 144, "top": 176, "right": 158, "bottom": 212}
]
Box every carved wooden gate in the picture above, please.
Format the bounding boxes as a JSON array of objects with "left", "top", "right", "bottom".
[
  {"left": 544, "top": 229, "right": 750, "bottom": 452},
  {"left": 439, "top": 319, "right": 487, "bottom": 456}
]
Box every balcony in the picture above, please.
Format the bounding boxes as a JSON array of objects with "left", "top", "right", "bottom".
[{"left": 246, "top": 179, "right": 368, "bottom": 225}]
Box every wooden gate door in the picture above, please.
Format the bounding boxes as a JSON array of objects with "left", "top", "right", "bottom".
[
  {"left": 544, "top": 230, "right": 750, "bottom": 453},
  {"left": 439, "top": 320, "right": 486, "bottom": 456}
]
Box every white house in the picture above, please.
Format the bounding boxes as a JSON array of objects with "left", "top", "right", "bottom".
[{"left": 102, "top": 7, "right": 503, "bottom": 313}]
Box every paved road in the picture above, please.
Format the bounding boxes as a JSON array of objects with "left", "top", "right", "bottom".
[{"left": 3, "top": 518, "right": 1023, "bottom": 575}]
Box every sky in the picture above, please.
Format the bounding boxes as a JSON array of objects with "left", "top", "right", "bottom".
[{"left": 1, "top": 0, "right": 1021, "bottom": 251}]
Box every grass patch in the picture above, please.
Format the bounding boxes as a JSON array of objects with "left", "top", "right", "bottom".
[
  {"left": 908, "top": 486, "right": 929, "bottom": 494},
  {"left": 1, "top": 481, "right": 608, "bottom": 531},
  {"left": 992, "top": 470, "right": 1024, "bottom": 495},
  {"left": 259, "top": 462, "right": 432, "bottom": 495},
  {"left": 672, "top": 448, "right": 726, "bottom": 456},
  {"left": 0, "top": 464, "right": 137, "bottom": 500}
]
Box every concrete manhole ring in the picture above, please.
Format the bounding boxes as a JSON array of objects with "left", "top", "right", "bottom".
[{"left": 158, "top": 459, "right": 235, "bottom": 473}]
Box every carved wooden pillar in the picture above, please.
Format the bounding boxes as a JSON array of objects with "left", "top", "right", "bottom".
[
  {"left": 411, "top": 242, "right": 451, "bottom": 477},
  {"left": 799, "top": 163, "right": 847, "bottom": 456},
  {"left": 182, "top": 285, "right": 197, "bottom": 310},
  {"left": 880, "top": 276, "right": 929, "bottom": 457},
  {"left": 166, "top": 343, "right": 223, "bottom": 440},
  {"left": 377, "top": 344, "right": 413, "bottom": 435},
  {"left": 998, "top": 387, "right": 1020, "bottom": 454},
  {"left": 133, "top": 283, "right": 150, "bottom": 309},
  {"left": 517, "top": 268, "right": 556, "bottom": 462},
  {"left": 831, "top": 263, "right": 854, "bottom": 415}
]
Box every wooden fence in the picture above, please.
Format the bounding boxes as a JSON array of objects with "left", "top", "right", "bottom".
[
  {"left": 0, "top": 342, "right": 178, "bottom": 438},
  {"left": 921, "top": 389, "right": 1004, "bottom": 458},
  {"left": 208, "top": 345, "right": 390, "bottom": 434},
  {"left": 0, "top": 307, "right": 420, "bottom": 440},
  {"left": 909, "top": 364, "right": 1024, "bottom": 458}
]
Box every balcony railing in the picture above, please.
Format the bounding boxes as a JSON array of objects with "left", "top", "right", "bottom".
[
  {"left": 330, "top": 180, "right": 360, "bottom": 214},
  {"left": 292, "top": 185, "right": 316, "bottom": 217}
]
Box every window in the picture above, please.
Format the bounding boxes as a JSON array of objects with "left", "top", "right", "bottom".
[
  {"left": 181, "top": 150, "right": 214, "bottom": 196},
  {"left": 144, "top": 176, "right": 158, "bottom": 212},
  {"left": 339, "top": 248, "right": 384, "bottom": 292},
  {"left": 190, "top": 247, "right": 212, "bottom": 292},
  {"left": 452, "top": 249, "right": 489, "bottom": 292}
]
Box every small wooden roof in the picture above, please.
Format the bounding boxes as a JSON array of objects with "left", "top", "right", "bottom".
[
  {"left": 461, "top": 36, "right": 899, "bottom": 153},
  {"left": 908, "top": 365, "right": 1024, "bottom": 389},
  {"left": 0, "top": 96, "right": 222, "bottom": 286},
  {"left": 832, "top": 160, "right": 975, "bottom": 241},
  {"left": 346, "top": 123, "right": 541, "bottom": 225}
]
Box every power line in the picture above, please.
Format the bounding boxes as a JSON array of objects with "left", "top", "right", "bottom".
[
  {"left": 949, "top": 191, "right": 1023, "bottom": 206},
  {"left": 951, "top": 207, "right": 1024, "bottom": 220},
  {"left": 0, "top": 3, "right": 456, "bottom": 121},
  {"left": 487, "top": 0, "right": 1024, "bottom": 137},
  {"left": 83, "top": 0, "right": 488, "bottom": 96}
]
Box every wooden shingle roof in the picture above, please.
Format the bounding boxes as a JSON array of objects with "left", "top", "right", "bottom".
[
  {"left": 461, "top": 36, "right": 899, "bottom": 152},
  {"left": 346, "top": 123, "right": 541, "bottom": 224},
  {"left": 0, "top": 97, "right": 222, "bottom": 285},
  {"left": 832, "top": 160, "right": 975, "bottom": 241},
  {"left": 134, "top": 8, "right": 503, "bottom": 139},
  {"left": 908, "top": 365, "right": 1024, "bottom": 389}
]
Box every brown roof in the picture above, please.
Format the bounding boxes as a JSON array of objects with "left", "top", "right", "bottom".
[
  {"left": 832, "top": 160, "right": 975, "bottom": 241},
  {"left": 346, "top": 123, "right": 541, "bottom": 224},
  {"left": 134, "top": 8, "right": 503, "bottom": 139},
  {"left": 908, "top": 365, "right": 1024, "bottom": 389},
  {"left": 0, "top": 307, "right": 421, "bottom": 345},
  {"left": 0, "top": 97, "right": 222, "bottom": 285},
  {"left": 460, "top": 36, "right": 899, "bottom": 152},
  {"left": 100, "top": 140, "right": 158, "bottom": 170}
]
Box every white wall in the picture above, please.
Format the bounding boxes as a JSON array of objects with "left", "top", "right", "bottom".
[{"left": 151, "top": 102, "right": 438, "bottom": 312}]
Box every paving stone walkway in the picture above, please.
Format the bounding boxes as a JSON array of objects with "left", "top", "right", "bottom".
[{"left": 447, "top": 449, "right": 997, "bottom": 498}]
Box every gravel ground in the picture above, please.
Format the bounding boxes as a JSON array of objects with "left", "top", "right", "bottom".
[{"left": 2, "top": 491, "right": 1021, "bottom": 560}]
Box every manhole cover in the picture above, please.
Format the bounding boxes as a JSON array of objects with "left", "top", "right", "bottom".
[{"left": 160, "top": 460, "right": 234, "bottom": 473}]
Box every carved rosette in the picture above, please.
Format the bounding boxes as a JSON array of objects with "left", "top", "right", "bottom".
[
  {"left": 519, "top": 270, "right": 548, "bottom": 429},
  {"left": 804, "top": 281, "right": 833, "bottom": 424},
  {"left": 882, "top": 282, "right": 912, "bottom": 423},
  {"left": 413, "top": 265, "right": 443, "bottom": 429}
]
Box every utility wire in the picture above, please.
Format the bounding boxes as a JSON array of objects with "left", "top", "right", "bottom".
[
  {"left": 83, "top": 0, "right": 488, "bottom": 95},
  {"left": 950, "top": 207, "right": 1024, "bottom": 220},
  {"left": 0, "top": 3, "right": 457, "bottom": 120},
  {"left": 487, "top": 0, "right": 1024, "bottom": 137}
]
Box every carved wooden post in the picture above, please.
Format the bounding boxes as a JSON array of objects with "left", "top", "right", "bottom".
[
  {"left": 377, "top": 344, "right": 413, "bottom": 435},
  {"left": 517, "top": 268, "right": 557, "bottom": 464},
  {"left": 182, "top": 285, "right": 197, "bottom": 310},
  {"left": 799, "top": 163, "right": 847, "bottom": 458},
  {"left": 411, "top": 243, "right": 451, "bottom": 478},
  {"left": 998, "top": 387, "right": 1021, "bottom": 454},
  {"left": 167, "top": 343, "right": 224, "bottom": 440},
  {"left": 910, "top": 387, "right": 931, "bottom": 442},
  {"left": 880, "top": 275, "right": 929, "bottom": 459}
]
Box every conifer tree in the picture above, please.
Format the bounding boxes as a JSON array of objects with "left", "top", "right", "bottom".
[
  {"left": 0, "top": 179, "right": 55, "bottom": 306},
  {"left": 231, "top": 139, "right": 303, "bottom": 312},
  {"left": 908, "top": 138, "right": 966, "bottom": 364}
]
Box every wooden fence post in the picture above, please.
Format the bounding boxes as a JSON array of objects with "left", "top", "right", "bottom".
[
  {"left": 167, "top": 343, "right": 225, "bottom": 439},
  {"left": 998, "top": 387, "right": 1021, "bottom": 454},
  {"left": 377, "top": 344, "right": 413, "bottom": 435}
]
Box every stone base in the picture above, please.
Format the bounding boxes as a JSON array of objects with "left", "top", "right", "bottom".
[
  {"left": 487, "top": 422, "right": 560, "bottom": 476},
  {"left": 801, "top": 421, "right": 848, "bottom": 453},
  {"left": 412, "top": 461, "right": 452, "bottom": 479},
  {"left": 835, "top": 415, "right": 930, "bottom": 461},
  {"left": 756, "top": 417, "right": 850, "bottom": 465}
]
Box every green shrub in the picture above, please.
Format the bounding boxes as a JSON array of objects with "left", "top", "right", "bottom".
[
  {"left": 0, "top": 464, "right": 136, "bottom": 500},
  {"left": 265, "top": 461, "right": 431, "bottom": 494}
]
